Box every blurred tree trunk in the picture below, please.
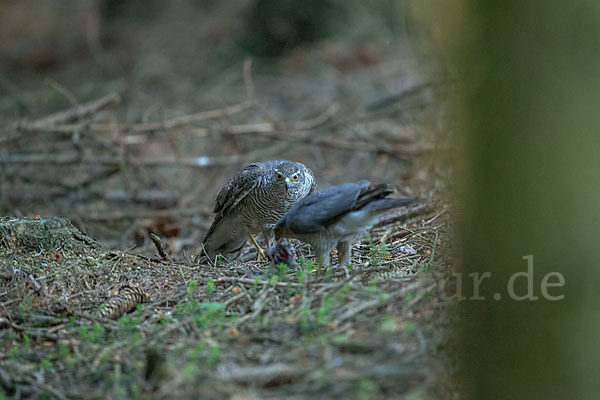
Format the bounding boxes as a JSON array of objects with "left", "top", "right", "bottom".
[{"left": 451, "top": 1, "right": 600, "bottom": 399}]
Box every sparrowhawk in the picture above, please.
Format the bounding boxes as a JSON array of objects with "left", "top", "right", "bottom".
[
  {"left": 274, "top": 180, "right": 414, "bottom": 267},
  {"left": 203, "top": 160, "right": 316, "bottom": 260}
]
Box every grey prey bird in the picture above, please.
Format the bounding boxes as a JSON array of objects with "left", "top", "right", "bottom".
[
  {"left": 274, "top": 180, "right": 415, "bottom": 267},
  {"left": 203, "top": 160, "right": 316, "bottom": 260}
]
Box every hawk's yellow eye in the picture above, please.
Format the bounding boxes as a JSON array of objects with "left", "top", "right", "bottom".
[
  {"left": 292, "top": 174, "right": 299, "bottom": 181},
  {"left": 276, "top": 173, "right": 283, "bottom": 181}
]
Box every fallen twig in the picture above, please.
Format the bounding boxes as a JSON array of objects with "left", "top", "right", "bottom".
[
  {"left": 333, "top": 284, "right": 419, "bottom": 325},
  {"left": 214, "top": 362, "right": 307, "bottom": 385},
  {"left": 213, "top": 276, "right": 311, "bottom": 288},
  {"left": 0, "top": 142, "right": 287, "bottom": 167},
  {"left": 19, "top": 92, "right": 121, "bottom": 129},
  {"left": 92, "top": 100, "right": 253, "bottom": 132},
  {"left": 78, "top": 207, "right": 210, "bottom": 222},
  {"left": 375, "top": 202, "right": 435, "bottom": 227},
  {"left": 13, "top": 99, "right": 252, "bottom": 134},
  {"left": 21, "top": 376, "right": 68, "bottom": 400},
  {"left": 149, "top": 233, "right": 170, "bottom": 260},
  {"left": 364, "top": 81, "right": 434, "bottom": 112},
  {"left": 235, "top": 286, "right": 273, "bottom": 325}
]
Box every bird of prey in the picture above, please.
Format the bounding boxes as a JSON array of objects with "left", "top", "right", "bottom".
[
  {"left": 274, "top": 180, "right": 415, "bottom": 267},
  {"left": 203, "top": 160, "right": 316, "bottom": 260}
]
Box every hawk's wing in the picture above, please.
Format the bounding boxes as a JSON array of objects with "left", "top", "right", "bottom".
[
  {"left": 302, "top": 164, "right": 318, "bottom": 194},
  {"left": 213, "top": 162, "right": 265, "bottom": 218}
]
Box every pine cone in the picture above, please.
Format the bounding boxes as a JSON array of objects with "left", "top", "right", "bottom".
[{"left": 99, "top": 285, "right": 146, "bottom": 319}]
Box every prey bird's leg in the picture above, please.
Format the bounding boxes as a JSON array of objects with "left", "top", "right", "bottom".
[
  {"left": 247, "top": 232, "right": 266, "bottom": 260},
  {"left": 337, "top": 241, "right": 351, "bottom": 267},
  {"left": 262, "top": 229, "right": 275, "bottom": 248},
  {"left": 317, "top": 253, "right": 331, "bottom": 270}
]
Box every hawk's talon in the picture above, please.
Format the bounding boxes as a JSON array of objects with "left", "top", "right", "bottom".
[
  {"left": 247, "top": 233, "right": 266, "bottom": 261},
  {"left": 256, "top": 246, "right": 267, "bottom": 261}
]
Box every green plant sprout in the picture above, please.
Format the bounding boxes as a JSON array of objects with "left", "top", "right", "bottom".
[{"left": 278, "top": 262, "right": 288, "bottom": 277}]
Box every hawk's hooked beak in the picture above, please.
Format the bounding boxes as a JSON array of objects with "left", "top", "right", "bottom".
[{"left": 284, "top": 177, "right": 291, "bottom": 191}]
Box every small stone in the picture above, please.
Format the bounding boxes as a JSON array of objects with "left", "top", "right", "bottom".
[{"left": 399, "top": 244, "right": 417, "bottom": 255}]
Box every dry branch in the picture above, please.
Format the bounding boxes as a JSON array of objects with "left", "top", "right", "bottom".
[
  {"left": 79, "top": 207, "right": 210, "bottom": 222},
  {"left": 0, "top": 142, "right": 287, "bottom": 167},
  {"left": 227, "top": 123, "right": 428, "bottom": 158},
  {"left": 213, "top": 276, "right": 306, "bottom": 288},
  {"left": 364, "top": 81, "right": 434, "bottom": 112},
  {"left": 19, "top": 92, "right": 121, "bottom": 129},
  {"left": 149, "top": 233, "right": 170, "bottom": 260},
  {"left": 92, "top": 100, "right": 254, "bottom": 133},
  {"left": 13, "top": 99, "right": 252, "bottom": 134},
  {"left": 376, "top": 202, "right": 435, "bottom": 227},
  {"left": 214, "top": 362, "right": 307, "bottom": 385},
  {"left": 333, "top": 284, "right": 419, "bottom": 325}
]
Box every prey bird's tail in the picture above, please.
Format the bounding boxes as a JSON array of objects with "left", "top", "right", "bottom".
[{"left": 361, "top": 198, "right": 416, "bottom": 213}]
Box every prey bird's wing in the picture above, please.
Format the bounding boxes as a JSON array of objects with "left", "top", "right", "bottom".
[
  {"left": 284, "top": 181, "right": 371, "bottom": 234},
  {"left": 213, "top": 163, "right": 265, "bottom": 219},
  {"left": 352, "top": 183, "right": 394, "bottom": 210}
]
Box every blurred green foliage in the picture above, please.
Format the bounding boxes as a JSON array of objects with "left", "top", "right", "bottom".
[{"left": 453, "top": 1, "right": 600, "bottom": 399}]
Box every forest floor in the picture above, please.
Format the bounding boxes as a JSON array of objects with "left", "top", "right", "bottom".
[
  {"left": 0, "top": 5, "right": 457, "bottom": 396},
  {"left": 0, "top": 202, "right": 455, "bottom": 399},
  {"left": 0, "top": 78, "right": 458, "bottom": 399}
]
